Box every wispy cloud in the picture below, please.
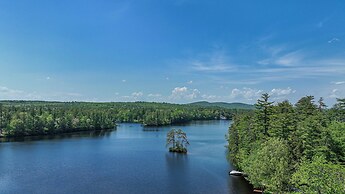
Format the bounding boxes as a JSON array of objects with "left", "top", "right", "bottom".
[
  {"left": 0, "top": 86, "right": 24, "bottom": 98},
  {"left": 171, "top": 36, "right": 345, "bottom": 89},
  {"left": 148, "top": 93, "right": 162, "bottom": 97},
  {"left": 317, "top": 17, "right": 330, "bottom": 28},
  {"left": 0, "top": 85, "right": 85, "bottom": 101},
  {"left": 274, "top": 50, "right": 304, "bottom": 67},
  {"left": 331, "top": 81, "right": 345, "bottom": 85},
  {"left": 192, "top": 61, "right": 236, "bottom": 72},
  {"left": 178, "top": 50, "right": 238, "bottom": 73},
  {"left": 328, "top": 38, "right": 340, "bottom": 44},
  {"left": 329, "top": 89, "right": 340, "bottom": 99}
]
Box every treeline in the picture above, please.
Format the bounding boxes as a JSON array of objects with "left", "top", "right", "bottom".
[
  {"left": 227, "top": 95, "right": 345, "bottom": 193},
  {"left": 0, "top": 101, "right": 247, "bottom": 137}
]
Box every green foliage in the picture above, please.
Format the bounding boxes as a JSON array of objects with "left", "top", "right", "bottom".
[
  {"left": 227, "top": 95, "right": 345, "bottom": 193},
  {"left": 0, "top": 101, "right": 244, "bottom": 137},
  {"left": 331, "top": 98, "right": 345, "bottom": 122},
  {"left": 327, "top": 121, "right": 345, "bottom": 162},
  {"left": 292, "top": 156, "right": 345, "bottom": 194},
  {"left": 189, "top": 101, "right": 254, "bottom": 110},
  {"left": 242, "top": 138, "right": 290, "bottom": 193},
  {"left": 166, "top": 128, "right": 189, "bottom": 153},
  {"left": 295, "top": 96, "right": 318, "bottom": 119},
  {"left": 255, "top": 93, "right": 274, "bottom": 137},
  {"left": 269, "top": 100, "right": 296, "bottom": 140}
]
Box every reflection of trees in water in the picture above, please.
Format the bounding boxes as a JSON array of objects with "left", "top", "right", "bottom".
[
  {"left": 228, "top": 175, "right": 254, "bottom": 194},
  {"left": 165, "top": 152, "right": 191, "bottom": 193},
  {"left": 0, "top": 129, "right": 114, "bottom": 143}
]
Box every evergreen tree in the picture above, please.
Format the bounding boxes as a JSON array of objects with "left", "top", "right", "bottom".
[
  {"left": 295, "top": 96, "right": 317, "bottom": 119},
  {"left": 317, "top": 97, "right": 327, "bottom": 111},
  {"left": 292, "top": 156, "right": 345, "bottom": 194},
  {"left": 242, "top": 138, "right": 290, "bottom": 193},
  {"left": 269, "top": 100, "right": 295, "bottom": 140},
  {"left": 166, "top": 128, "right": 189, "bottom": 153},
  {"left": 227, "top": 95, "right": 345, "bottom": 193},
  {"left": 255, "top": 93, "right": 274, "bottom": 137},
  {"left": 335, "top": 98, "right": 345, "bottom": 109}
]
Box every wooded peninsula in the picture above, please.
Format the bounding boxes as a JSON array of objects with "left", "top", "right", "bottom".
[
  {"left": 0, "top": 101, "right": 248, "bottom": 137},
  {"left": 227, "top": 95, "right": 345, "bottom": 193}
]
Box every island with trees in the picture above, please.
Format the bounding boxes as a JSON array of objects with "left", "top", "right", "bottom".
[
  {"left": 166, "top": 128, "right": 189, "bottom": 153},
  {"left": 227, "top": 94, "right": 345, "bottom": 193}
]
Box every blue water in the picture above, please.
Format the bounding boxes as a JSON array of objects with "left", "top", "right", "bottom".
[{"left": 0, "top": 120, "right": 252, "bottom": 194}]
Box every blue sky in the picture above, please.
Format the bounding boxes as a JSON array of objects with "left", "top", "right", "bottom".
[{"left": 1, "top": 0, "right": 345, "bottom": 105}]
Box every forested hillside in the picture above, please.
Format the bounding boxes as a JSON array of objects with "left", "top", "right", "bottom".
[
  {"left": 0, "top": 101, "right": 248, "bottom": 137},
  {"left": 189, "top": 101, "right": 254, "bottom": 110},
  {"left": 227, "top": 95, "right": 345, "bottom": 193}
]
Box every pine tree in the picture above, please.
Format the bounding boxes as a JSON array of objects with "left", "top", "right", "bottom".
[
  {"left": 255, "top": 93, "right": 274, "bottom": 137},
  {"left": 295, "top": 96, "right": 317, "bottom": 119},
  {"left": 166, "top": 128, "right": 189, "bottom": 153},
  {"left": 318, "top": 97, "right": 327, "bottom": 111}
]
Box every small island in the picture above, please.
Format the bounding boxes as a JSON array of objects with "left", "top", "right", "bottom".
[{"left": 166, "top": 129, "right": 189, "bottom": 153}]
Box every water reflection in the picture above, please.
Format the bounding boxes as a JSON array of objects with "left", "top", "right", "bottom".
[
  {"left": 0, "top": 129, "right": 114, "bottom": 143},
  {"left": 165, "top": 152, "right": 191, "bottom": 193},
  {"left": 229, "top": 176, "right": 254, "bottom": 194}
]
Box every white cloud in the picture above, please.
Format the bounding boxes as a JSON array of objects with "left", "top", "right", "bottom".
[
  {"left": 172, "top": 87, "right": 188, "bottom": 95},
  {"left": 328, "top": 38, "right": 340, "bottom": 44},
  {"left": 187, "top": 80, "right": 193, "bottom": 84},
  {"left": 228, "top": 87, "right": 296, "bottom": 102},
  {"left": 170, "top": 86, "right": 200, "bottom": 100},
  {"left": 148, "top": 93, "right": 162, "bottom": 97},
  {"left": 122, "top": 79, "right": 126, "bottom": 82},
  {"left": 331, "top": 81, "right": 345, "bottom": 85},
  {"left": 274, "top": 51, "right": 304, "bottom": 67},
  {"left": 46, "top": 76, "right": 51, "bottom": 80},
  {"left": 131, "top": 92, "right": 143, "bottom": 98},
  {"left": 230, "top": 87, "right": 263, "bottom": 100},
  {"left": 270, "top": 87, "right": 296, "bottom": 96},
  {"left": 116, "top": 92, "right": 144, "bottom": 102},
  {"left": 201, "top": 94, "right": 218, "bottom": 100},
  {"left": 188, "top": 89, "right": 200, "bottom": 99}
]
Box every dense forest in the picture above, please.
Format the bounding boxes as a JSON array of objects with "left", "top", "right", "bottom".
[
  {"left": 189, "top": 101, "right": 254, "bottom": 110},
  {"left": 227, "top": 94, "right": 345, "bottom": 193},
  {"left": 0, "top": 101, "right": 248, "bottom": 137}
]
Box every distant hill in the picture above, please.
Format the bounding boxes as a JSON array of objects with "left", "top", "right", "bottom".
[{"left": 189, "top": 101, "right": 254, "bottom": 110}]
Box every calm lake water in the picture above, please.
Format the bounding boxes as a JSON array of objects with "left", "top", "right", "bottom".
[{"left": 0, "top": 120, "right": 253, "bottom": 194}]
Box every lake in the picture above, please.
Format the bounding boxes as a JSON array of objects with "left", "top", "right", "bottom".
[{"left": 0, "top": 120, "right": 253, "bottom": 194}]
